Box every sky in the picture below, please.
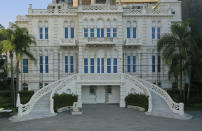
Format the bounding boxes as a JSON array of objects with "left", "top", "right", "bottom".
[{"left": 0, "top": 0, "right": 52, "bottom": 28}]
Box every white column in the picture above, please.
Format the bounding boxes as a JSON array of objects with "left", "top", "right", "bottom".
[
  {"left": 77, "top": 84, "right": 82, "bottom": 108},
  {"left": 120, "top": 82, "right": 126, "bottom": 107},
  {"left": 117, "top": 46, "right": 123, "bottom": 74},
  {"left": 78, "top": 46, "right": 84, "bottom": 74}
]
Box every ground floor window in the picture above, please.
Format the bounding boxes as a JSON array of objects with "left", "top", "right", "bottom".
[{"left": 22, "top": 83, "right": 28, "bottom": 91}]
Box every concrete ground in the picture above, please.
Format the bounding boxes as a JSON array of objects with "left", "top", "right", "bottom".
[{"left": 0, "top": 104, "right": 202, "bottom": 131}]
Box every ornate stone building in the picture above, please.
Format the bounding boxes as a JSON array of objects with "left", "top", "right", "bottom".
[{"left": 12, "top": 0, "right": 192, "bottom": 121}]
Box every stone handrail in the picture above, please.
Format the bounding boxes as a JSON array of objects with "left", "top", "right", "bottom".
[
  {"left": 17, "top": 78, "right": 66, "bottom": 116},
  {"left": 50, "top": 74, "right": 77, "bottom": 114},
  {"left": 124, "top": 74, "right": 152, "bottom": 112},
  {"left": 136, "top": 77, "right": 184, "bottom": 115}
]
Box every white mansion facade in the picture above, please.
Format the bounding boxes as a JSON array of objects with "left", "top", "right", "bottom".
[{"left": 13, "top": 0, "right": 191, "bottom": 121}]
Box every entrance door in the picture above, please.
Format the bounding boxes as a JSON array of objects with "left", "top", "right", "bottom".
[{"left": 96, "top": 86, "right": 105, "bottom": 103}]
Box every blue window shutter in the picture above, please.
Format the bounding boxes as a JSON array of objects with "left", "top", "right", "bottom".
[
  {"left": 84, "top": 28, "right": 88, "bottom": 38},
  {"left": 45, "top": 27, "right": 48, "bottom": 39},
  {"left": 71, "top": 28, "right": 74, "bottom": 38},
  {"left": 133, "top": 27, "right": 136, "bottom": 38},
  {"left": 65, "top": 27, "right": 68, "bottom": 38},
  {"left": 39, "top": 28, "right": 43, "bottom": 39},
  {"left": 23, "top": 59, "right": 28, "bottom": 73},
  {"left": 90, "top": 58, "right": 94, "bottom": 73},
  {"left": 45, "top": 56, "right": 48, "bottom": 73},
  {"left": 113, "top": 28, "right": 117, "bottom": 38},
  {"left": 127, "top": 27, "right": 130, "bottom": 38},
  {"left": 152, "top": 27, "right": 155, "bottom": 39},
  {"left": 127, "top": 56, "right": 131, "bottom": 72},
  {"left": 84, "top": 58, "right": 88, "bottom": 73},
  {"left": 101, "top": 58, "right": 104, "bottom": 73},
  {"left": 97, "top": 58, "right": 100, "bottom": 73},
  {"left": 40, "top": 56, "right": 43, "bottom": 73},
  {"left": 152, "top": 56, "right": 155, "bottom": 72},
  {"left": 97, "top": 28, "right": 100, "bottom": 38},
  {"left": 65, "top": 56, "right": 68, "bottom": 73},
  {"left": 157, "top": 27, "right": 161, "bottom": 39},
  {"left": 113, "top": 58, "right": 117, "bottom": 73},
  {"left": 158, "top": 55, "right": 161, "bottom": 72},
  {"left": 133, "top": 56, "right": 136, "bottom": 72},
  {"left": 90, "top": 28, "right": 94, "bottom": 38},
  {"left": 101, "top": 28, "right": 104, "bottom": 38},
  {"left": 70, "top": 56, "right": 74, "bottom": 73},
  {"left": 107, "top": 28, "right": 111, "bottom": 38},
  {"left": 107, "top": 58, "right": 111, "bottom": 73}
]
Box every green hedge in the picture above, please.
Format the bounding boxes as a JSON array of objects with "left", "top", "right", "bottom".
[
  {"left": 53, "top": 93, "right": 78, "bottom": 112},
  {"left": 0, "top": 90, "right": 11, "bottom": 97},
  {"left": 125, "top": 94, "right": 148, "bottom": 111}
]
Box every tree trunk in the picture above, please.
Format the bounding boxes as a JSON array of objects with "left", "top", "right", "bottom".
[
  {"left": 10, "top": 53, "right": 16, "bottom": 108},
  {"left": 16, "top": 60, "right": 19, "bottom": 95}
]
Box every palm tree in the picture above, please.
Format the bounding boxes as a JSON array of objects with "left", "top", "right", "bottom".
[
  {"left": 0, "top": 28, "right": 16, "bottom": 107},
  {"left": 157, "top": 20, "right": 194, "bottom": 102},
  {"left": 13, "top": 25, "right": 36, "bottom": 94}
]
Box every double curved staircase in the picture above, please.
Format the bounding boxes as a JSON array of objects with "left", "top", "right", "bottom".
[{"left": 10, "top": 74, "right": 192, "bottom": 122}]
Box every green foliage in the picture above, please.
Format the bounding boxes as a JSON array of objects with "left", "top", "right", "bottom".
[
  {"left": 53, "top": 93, "right": 78, "bottom": 112},
  {"left": 125, "top": 94, "right": 148, "bottom": 111},
  {"left": 167, "top": 89, "right": 182, "bottom": 103},
  {"left": 19, "top": 91, "right": 34, "bottom": 104}
]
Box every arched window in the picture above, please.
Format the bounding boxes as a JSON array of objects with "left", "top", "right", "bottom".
[
  {"left": 22, "top": 83, "right": 28, "bottom": 91},
  {"left": 96, "top": 19, "right": 104, "bottom": 38},
  {"left": 106, "top": 20, "right": 111, "bottom": 38},
  {"left": 127, "top": 21, "right": 131, "bottom": 38},
  {"left": 133, "top": 21, "right": 137, "bottom": 38},
  {"left": 112, "top": 19, "right": 117, "bottom": 38}
]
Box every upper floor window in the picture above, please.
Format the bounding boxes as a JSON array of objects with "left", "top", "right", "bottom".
[
  {"left": 40, "top": 56, "right": 43, "bottom": 73},
  {"left": 22, "top": 59, "right": 28, "bottom": 73},
  {"left": 158, "top": 55, "right": 161, "bottom": 72},
  {"left": 84, "top": 28, "right": 88, "bottom": 38},
  {"left": 133, "top": 22, "right": 137, "bottom": 39},
  {"left": 97, "top": 28, "right": 104, "bottom": 38},
  {"left": 101, "top": 58, "right": 104, "bottom": 73},
  {"left": 45, "top": 56, "right": 48, "bottom": 73},
  {"left": 45, "top": 27, "right": 48, "bottom": 39},
  {"left": 127, "top": 27, "right": 131, "bottom": 38},
  {"left": 97, "top": 58, "right": 101, "bottom": 73},
  {"left": 113, "top": 28, "right": 117, "bottom": 38},
  {"left": 39, "top": 27, "right": 43, "bottom": 39},
  {"left": 152, "top": 55, "right": 155, "bottom": 72},
  {"left": 70, "top": 56, "right": 74, "bottom": 73},
  {"left": 157, "top": 27, "right": 161, "bottom": 39},
  {"left": 90, "top": 58, "right": 94, "bottom": 73},
  {"left": 113, "top": 58, "right": 117, "bottom": 73},
  {"left": 71, "top": 27, "right": 74, "bottom": 38},
  {"left": 127, "top": 56, "right": 131, "bottom": 72},
  {"left": 84, "top": 58, "right": 88, "bottom": 73},
  {"left": 107, "top": 28, "right": 111, "bottom": 38},
  {"left": 96, "top": 0, "right": 106, "bottom": 4},
  {"left": 65, "top": 27, "right": 68, "bottom": 39},
  {"left": 133, "top": 56, "right": 136, "bottom": 72},
  {"left": 90, "top": 28, "right": 94, "bottom": 38},
  {"left": 152, "top": 27, "right": 155, "bottom": 39},
  {"left": 65, "top": 56, "right": 68, "bottom": 73},
  {"left": 107, "top": 58, "right": 111, "bottom": 73}
]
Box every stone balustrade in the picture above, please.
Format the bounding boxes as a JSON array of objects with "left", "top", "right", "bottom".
[
  {"left": 16, "top": 16, "right": 28, "bottom": 22},
  {"left": 125, "top": 39, "right": 142, "bottom": 46}
]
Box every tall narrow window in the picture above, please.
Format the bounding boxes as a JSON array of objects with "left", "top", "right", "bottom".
[
  {"left": 101, "top": 58, "right": 104, "bottom": 73},
  {"left": 152, "top": 27, "right": 155, "bottom": 39},
  {"left": 97, "top": 58, "right": 100, "bottom": 73},
  {"left": 152, "top": 56, "right": 155, "bottom": 72},
  {"left": 71, "top": 27, "right": 74, "bottom": 38},
  {"left": 113, "top": 28, "right": 117, "bottom": 38},
  {"left": 65, "top": 56, "right": 68, "bottom": 73},
  {"left": 157, "top": 27, "right": 161, "bottom": 39},
  {"left": 90, "top": 58, "right": 94, "bottom": 73},
  {"left": 113, "top": 58, "right": 117, "bottom": 73},
  {"left": 90, "top": 28, "right": 94, "bottom": 38},
  {"left": 107, "top": 28, "right": 111, "bottom": 38},
  {"left": 158, "top": 55, "right": 161, "bottom": 72},
  {"left": 133, "top": 27, "right": 136, "bottom": 38},
  {"left": 45, "top": 27, "right": 48, "bottom": 39},
  {"left": 70, "top": 56, "right": 74, "bottom": 73},
  {"left": 39, "top": 27, "right": 43, "bottom": 39},
  {"left": 65, "top": 27, "right": 68, "bottom": 39},
  {"left": 133, "top": 56, "right": 136, "bottom": 72},
  {"left": 101, "top": 28, "right": 104, "bottom": 38},
  {"left": 84, "top": 58, "right": 88, "bottom": 73},
  {"left": 40, "top": 56, "right": 43, "bottom": 73},
  {"left": 107, "top": 58, "right": 111, "bottom": 73},
  {"left": 127, "top": 56, "right": 131, "bottom": 72},
  {"left": 97, "top": 28, "right": 100, "bottom": 38},
  {"left": 45, "top": 56, "right": 48, "bottom": 73},
  {"left": 23, "top": 59, "right": 28, "bottom": 73},
  {"left": 127, "top": 27, "right": 130, "bottom": 38},
  {"left": 84, "top": 28, "right": 88, "bottom": 38}
]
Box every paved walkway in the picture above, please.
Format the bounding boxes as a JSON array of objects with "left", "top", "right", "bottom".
[{"left": 0, "top": 104, "right": 202, "bottom": 131}]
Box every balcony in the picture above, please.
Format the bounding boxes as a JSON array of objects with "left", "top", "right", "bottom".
[
  {"left": 125, "top": 39, "right": 142, "bottom": 46},
  {"left": 60, "top": 39, "right": 77, "bottom": 46},
  {"left": 78, "top": 5, "right": 123, "bottom": 13},
  {"left": 86, "top": 37, "right": 115, "bottom": 46}
]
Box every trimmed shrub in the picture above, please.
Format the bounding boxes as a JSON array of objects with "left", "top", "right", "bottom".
[
  {"left": 0, "top": 90, "right": 11, "bottom": 97},
  {"left": 125, "top": 94, "right": 148, "bottom": 111},
  {"left": 19, "top": 91, "right": 34, "bottom": 104},
  {"left": 167, "top": 89, "right": 182, "bottom": 103},
  {"left": 53, "top": 93, "right": 78, "bottom": 112}
]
